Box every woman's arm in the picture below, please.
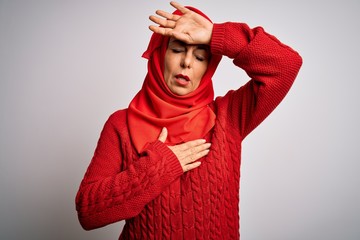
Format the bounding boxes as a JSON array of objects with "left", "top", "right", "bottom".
[
  {"left": 75, "top": 111, "right": 183, "bottom": 230},
  {"left": 211, "top": 22, "right": 302, "bottom": 138},
  {"left": 149, "top": 2, "right": 302, "bottom": 139}
]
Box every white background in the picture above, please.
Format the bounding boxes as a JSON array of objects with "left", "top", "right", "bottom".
[{"left": 1, "top": 0, "right": 359, "bottom": 239}]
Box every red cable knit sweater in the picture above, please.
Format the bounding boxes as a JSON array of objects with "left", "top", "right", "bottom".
[{"left": 76, "top": 22, "right": 302, "bottom": 239}]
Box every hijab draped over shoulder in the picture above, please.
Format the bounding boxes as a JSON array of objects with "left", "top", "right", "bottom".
[{"left": 128, "top": 6, "right": 222, "bottom": 153}]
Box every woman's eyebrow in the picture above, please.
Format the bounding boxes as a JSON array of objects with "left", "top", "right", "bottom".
[
  {"left": 169, "top": 39, "right": 186, "bottom": 46},
  {"left": 169, "top": 39, "right": 209, "bottom": 51},
  {"left": 196, "top": 45, "right": 210, "bottom": 51}
]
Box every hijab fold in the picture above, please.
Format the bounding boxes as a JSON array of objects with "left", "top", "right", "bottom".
[{"left": 128, "top": 6, "right": 222, "bottom": 153}]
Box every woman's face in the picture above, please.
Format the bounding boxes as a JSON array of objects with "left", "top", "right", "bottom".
[{"left": 164, "top": 38, "right": 210, "bottom": 96}]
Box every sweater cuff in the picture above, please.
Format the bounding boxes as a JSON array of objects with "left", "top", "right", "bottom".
[
  {"left": 147, "top": 140, "right": 184, "bottom": 178},
  {"left": 210, "top": 23, "right": 226, "bottom": 55},
  {"left": 211, "top": 22, "right": 252, "bottom": 59}
]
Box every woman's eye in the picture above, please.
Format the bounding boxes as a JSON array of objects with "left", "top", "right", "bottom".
[
  {"left": 194, "top": 50, "right": 209, "bottom": 62},
  {"left": 196, "top": 56, "right": 205, "bottom": 61},
  {"left": 172, "top": 48, "right": 184, "bottom": 53}
]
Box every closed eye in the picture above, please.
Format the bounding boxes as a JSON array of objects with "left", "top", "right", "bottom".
[
  {"left": 195, "top": 55, "right": 205, "bottom": 61},
  {"left": 171, "top": 47, "right": 185, "bottom": 53},
  {"left": 194, "top": 49, "right": 209, "bottom": 62}
]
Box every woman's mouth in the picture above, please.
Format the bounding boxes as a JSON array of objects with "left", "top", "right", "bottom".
[{"left": 175, "top": 74, "right": 190, "bottom": 86}]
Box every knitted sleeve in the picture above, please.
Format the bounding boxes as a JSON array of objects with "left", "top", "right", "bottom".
[
  {"left": 211, "top": 22, "right": 302, "bottom": 138},
  {"left": 75, "top": 111, "right": 183, "bottom": 230}
]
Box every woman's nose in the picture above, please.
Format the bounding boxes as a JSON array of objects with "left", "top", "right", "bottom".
[{"left": 181, "top": 51, "right": 192, "bottom": 68}]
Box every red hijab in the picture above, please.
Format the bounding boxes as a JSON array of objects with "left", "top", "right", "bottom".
[{"left": 128, "top": 6, "right": 222, "bottom": 153}]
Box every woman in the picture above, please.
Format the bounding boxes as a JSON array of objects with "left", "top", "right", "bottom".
[{"left": 75, "top": 1, "right": 302, "bottom": 239}]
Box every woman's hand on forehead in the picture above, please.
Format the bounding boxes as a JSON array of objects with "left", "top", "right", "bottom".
[{"left": 149, "top": 1, "right": 213, "bottom": 45}]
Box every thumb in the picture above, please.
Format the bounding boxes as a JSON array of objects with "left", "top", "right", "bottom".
[{"left": 158, "top": 127, "right": 168, "bottom": 143}]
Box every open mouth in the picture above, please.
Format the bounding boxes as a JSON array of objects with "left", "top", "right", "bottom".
[{"left": 175, "top": 74, "right": 190, "bottom": 86}]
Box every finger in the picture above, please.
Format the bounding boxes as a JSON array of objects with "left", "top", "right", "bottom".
[
  {"left": 183, "top": 161, "right": 201, "bottom": 172},
  {"left": 190, "top": 143, "right": 211, "bottom": 155},
  {"left": 168, "top": 141, "right": 210, "bottom": 162},
  {"left": 185, "top": 149, "right": 210, "bottom": 164},
  {"left": 158, "top": 127, "right": 168, "bottom": 142},
  {"left": 149, "top": 15, "right": 176, "bottom": 28},
  {"left": 155, "top": 10, "right": 181, "bottom": 21},
  {"left": 149, "top": 25, "right": 174, "bottom": 37},
  {"left": 170, "top": 1, "right": 190, "bottom": 14},
  {"left": 184, "top": 143, "right": 211, "bottom": 158},
  {"left": 177, "top": 139, "right": 207, "bottom": 151}
]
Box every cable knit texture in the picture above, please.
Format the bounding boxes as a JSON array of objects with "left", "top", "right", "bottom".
[{"left": 76, "top": 22, "right": 302, "bottom": 239}]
